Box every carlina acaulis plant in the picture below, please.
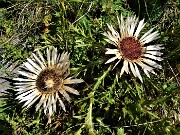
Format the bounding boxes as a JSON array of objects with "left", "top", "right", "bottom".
[
  {"left": 13, "top": 47, "right": 84, "bottom": 123},
  {"left": 103, "top": 14, "right": 164, "bottom": 82}
]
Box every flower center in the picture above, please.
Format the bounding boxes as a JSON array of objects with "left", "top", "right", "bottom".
[
  {"left": 36, "top": 68, "right": 63, "bottom": 94},
  {"left": 119, "top": 37, "right": 143, "bottom": 61},
  {"left": 44, "top": 79, "right": 54, "bottom": 88}
]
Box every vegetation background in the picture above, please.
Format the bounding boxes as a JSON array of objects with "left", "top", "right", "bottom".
[{"left": 0, "top": 0, "right": 179, "bottom": 134}]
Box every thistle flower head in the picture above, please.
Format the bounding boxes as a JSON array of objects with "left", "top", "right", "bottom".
[
  {"left": 103, "top": 15, "right": 164, "bottom": 82},
  {"left": 13, "top": 48, "right": 83, "bottom": 117}
]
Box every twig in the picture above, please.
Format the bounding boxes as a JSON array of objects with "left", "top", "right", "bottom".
[
  {"left": 62, "top": 123, "right": 85, "bottom": 134},
  {"left": 72, "top": 1, "right": 93, "bottom": 25},
  {"left": 144, "top": 0, "right": 151, "bottom": 24},
  {"left": 167, "top": 60, "right": 180, "bottom": 87}
]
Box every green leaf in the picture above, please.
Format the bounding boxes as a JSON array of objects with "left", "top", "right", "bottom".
[
  {"left": 93, "top": 65, "right": 112, "bottom": 91},
  {"left": 117, "top": 128, "right": 126, "bottom": 135},
  {"left": 68, "top": 0, "right": 82, "bottom": 2}
]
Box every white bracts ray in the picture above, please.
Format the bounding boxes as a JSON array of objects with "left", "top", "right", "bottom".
[
  {"left": 37, "top": 51, "right": 47, "bottom": 68},
  {"left": 145, "top": 44, "right": 164, "bottom": 51},
  {"left": 129, "top": 62, "right": 137, "bottom": 77},
  {"left": 133, "top": 63, "right": 143, "bottom": 82},
  {"left": 136, "top": 61, "right": 156, "bottom": 75},
  {"left": 107, "top": 24, "right": 119, "bottom": 37},
  {"left": 124, "top": 60, "right": 130, "bottom": 74},
  {"left": 23, "top": 95, "right": 41, "bottom": 109},
  {"left": 107, "top": 23, "right": 117, "bottom": 34},
  {"left": 140, "top": 28, "right": 154, "bottom": 41},
  {"left": 52, "top": 48, "right": 57, "bottom": 66},
  {"left": 123, "top": 15, "right": 130, "bottom": 37},
  {"left": 113, "top": 60, "right": 120, "bottom": 70},
  {"left": 143, "top": 69, "right": 150, "bottom": 78},
  {"left": 23, "top": 62, "right": 39, "bottom": 74},
  {"left": 47, "top": 48, "right": 51, "bottom": 67},
  {"left": 48, "top": 104, "right": 53, "bottom": 116},
  {"left": 59, "top": 53, "right": 70, "bottom": 69},
  {"left": 56, "top": 92, "right": 66, "bottom": 112},
  {"left": 63, "top": 68, "right": 70, "bottom": 79},
  {"left": 105, "top": 48, "right": 119, "bottom": 55},
  {"left": 16, "top": 86, "right": 36, "bottom": 95},
  {"left": 118, "top": 15, "right": 125, "bottom": 38},
  {"left": 105, "top": 56, "right": 118, "bottom": 64},
  {"left": 51, "top": 93, "right": 56, "bottom": 113},
  {"left": 134, "top": 19, "right": 146, "bottom": 38},
  {"left": 36, "top": 95, "right": 46, "bottom": 111},
  {"left": 27, "top": 58, "right": 41, "bottom": 71},
  {"left": 145, "top": 50, "right": 163, "bottom": 56},
  {"left": 16, "top": 89, "right": 35, "bottom": 100},
  {"left": 43, "top": 101, "right": 47, "bottom": 114},
  {"left": 19, "top": 90, "right": 40, "bottom": 103},
  {"left": 15, "top": 88, "right": 29, "bottom": 94},
  {"left": 115, "top": 52, "right": 122, "bottom": 60},
  {"left": 105, "top": 39, "right": 118, "bottom": 46},
  {"left": 104, "top": 31, "right": 114, "bottom": 40},
  {"left": 125, "top": 17, "right": 130, "bottom": 34},
  {"left": 15, "top": 87, "right": 36, "bottom": 95},
  {"left": 103, "top": 32, "right": 119, "bottom": 45},
  {"left": 15, "top": 84, "right": 36, "bottom": 91},
  {"left": 117, "top": 16, "right": 121, "bottom": 34},
  {"left": 45, "top": 95, "right": 52, "bottom": 114},
  {"left": 43, "top": 95, "right": 49, "bottom": 114},
  {"left": 136, "top": 61, "right": 154, "bottom": 71},
  {"left": 60, "top": 62, "right": 70, "bottom": 75},
  {"left": 141, "top": 31, "right": 159, "bottom": 44},
  {"left": 59, "top": 52, "right": 65, "bottom": 61},
  {"left": 64, "top": 86, "right": 79, "bottom": 95},
  {"left": 129, "top": 17, "right": 138, "bottom": 36},
  {"left": 48, "top": 95, "right": 53, "bottom": 111},
  {"left": 120, "top": 14, "right": 124, "bottom": 25},
  {"left": 56, "top": 53, "right": 61, "bottom": 63},
  {"left": 13, "top": 78, "right": 35, "bottom": 82},
  {"left": 126, "top": 16, "right": 136, "bottom": 36},
  {"left": 14, "top": 82, "right": 36, "bottom": 87},
  {"left": 14, "top": 84, "right": 36, "bottom": 92},
  {"left": 59, "top": 90, "right": 71, "bottom": 103},
  {"left": 143, "top": 54, "right": 163, "bottom": 61},
  {"left": 120, "top": 60, "right": 128, "bottom": 77},
  {"left": 64, "top": 78, "right": 84, "bottom": 84},
  {"left": 18, "top": 71, "right": 37, "bottom": 79},
  {"left": 60, "top": 52, "right": 69, "bottom": 63},
  {"left": 15, "top": 88, "right": 30, "bottom": 94},
  {"left": 65, "top": 53, "right": 70, "bottom": 62},
  {"left": 143, "top": 58, "right": 162, "bottom": 69},
  {"left": 32, "top": 53, "right": 45, "bottom": 69}
]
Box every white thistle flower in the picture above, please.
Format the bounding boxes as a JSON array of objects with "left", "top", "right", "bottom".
[
  {"left": 103, "top": 15, "right": 164, "bottom": 82},
  {"left": 13, "top": 48, "right": 83, "bottom": 118}
]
